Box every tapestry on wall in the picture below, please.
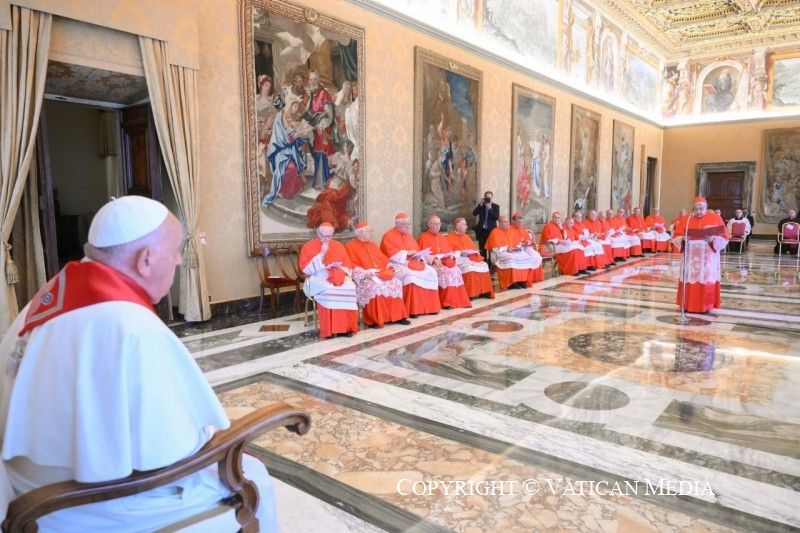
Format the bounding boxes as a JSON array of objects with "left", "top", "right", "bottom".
[
  {"left": 760, "top": 128, "right": 800, "bottom": 223},
  {"left": 569, "top": 105, "right": 600, "bottom": 216},
  {"left": 610, "top": 119, "right": 634, "bottom": 214},
  {"left": 511, "top": 84, "right": 555, "bottom": 229},
  {"left": 241, "top": 0, "right": 365, "bottom": 249},
  {"left": 413, "top": 47, "right": 482, "bottom": 234}
]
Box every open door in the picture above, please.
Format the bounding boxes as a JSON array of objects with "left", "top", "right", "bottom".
[
  {"left": 120, "top": 103, "right": 170, "bottom": 321},
  {"left": 35, "top": 111, "right": 59, "bottom": 280}
]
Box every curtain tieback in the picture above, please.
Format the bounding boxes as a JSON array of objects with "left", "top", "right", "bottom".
[
  {"left": 183, "top": 234, "right": 199, "bottom": 269},
  {"left": 2, "top": 234, "right": 20, "bottom": 286}
]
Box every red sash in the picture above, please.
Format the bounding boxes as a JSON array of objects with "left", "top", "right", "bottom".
[{"left": 19, "top": 261, "right": 154, "bottom": 336}]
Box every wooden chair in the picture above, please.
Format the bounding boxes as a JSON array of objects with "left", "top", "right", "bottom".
[
  {"left": 251, "top": 246, "right": 304, "bottom": 317},
  {"left": 2, "top": 403, "right": 310, "bottom": 533},
  {"left": 538, "top": 242, "right": 559, "bottom": 276},
  {"left": 727, "top": 221, "right": 748, "bottom": 254}
]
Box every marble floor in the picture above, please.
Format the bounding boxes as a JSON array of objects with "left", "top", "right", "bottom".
[{"left": 173, "top": 241, "right": 800, "bottom": 532}]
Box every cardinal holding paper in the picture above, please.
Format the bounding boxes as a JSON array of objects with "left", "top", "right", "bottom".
[{"left": 671, "top": 197, "right": 729, "bottom": 313}]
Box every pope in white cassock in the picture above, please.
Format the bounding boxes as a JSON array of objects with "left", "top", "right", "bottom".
[{"left": 0, "top": 196, "right": 278, "bottom": 531}]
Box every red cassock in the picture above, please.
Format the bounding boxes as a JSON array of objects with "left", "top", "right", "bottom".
[
  {"left": 300, "top": 238, "right": 359, "bottom": 338},
  {"left": 344, "top": 239, "right": 408, "bottom": 327},
  {"left": 507, "top": 225, "right": 544, "bottom": 282},
  {"left": 627, "top": 215, "right": 654, "bottom": 252},
  {"left": 645, "top": 215, "right": 670, "bottom": 252},
  {"left": 572, "top": 221, "right": 608, "bottom": 269},
  {"left": 380, "top": 228, "right": 442, "bottom": 316},
  {"left": 539, "top": 222, "right": 587, "bottom": 275},
  {"left": 418, "top": 231, "right": 471, "bottom": 309},
  {"left": 445, "top": 232, "right": 495, "bottom": 299},
  {"left": 612, "top": 217, "right": 643, "bottom": 256},
  {"left": 486, "top": 227, "right": 535, "bottom": 289},
  {"left": 672, "top": 212, "right": 730, "bottom": 313},
  {"left": 583, "top": 218, "right": 615, "bottom": 264},
  {"left": 602, "top": 218, "right": 630, "bottom": 259}
]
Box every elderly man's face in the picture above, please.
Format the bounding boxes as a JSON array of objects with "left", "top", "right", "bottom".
[
  {"left": 396, "top": 218, "right": 412, "bottom": 234},
  {"left": 428, "top": 218, "right": 441, "bottom": 233},
  {"left": 552, "top": 214, "right": 562, "bottom": 224},
  {"left": 692, "top": 202, "right": 708, "bottom": 217},
  {"left": 455, "top": 219, "right": 467, "bottom": 234},
  {"left": 574, "top": 213, "right": 583, "bottom": 222},
  {"left": 633, "top": 208, "right": 641, "bottom": 216},
  {"left": 617, "top": 209, "right": 625, "bottom": 217},
  {"left": 499, "top": 218, "right": 510, "bottom": 229},
  {"left": 356, "top": 226, "right": 372, "bottom": 242},
  {"left": 317, "top": 226, "right": 334, "bottom": 241},
  {"left": 565, "top": 219, "right": 574, "bottom": 228},
  {"left": 511, "top": 218, "right": 522, "bottom": 228},
  {"left": 588, "top": 211, "right": 597, "bottom": 220},
  {"left": 735, "top": 210, "right": 743, "bottom": 218},
  {"left": 790, "top": 210, "right": 798, "bottom": 218}
]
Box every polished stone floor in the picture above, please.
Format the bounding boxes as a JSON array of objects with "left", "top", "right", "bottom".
[{"left": 175, "top": 241, "right": 800, "bottom": 532}]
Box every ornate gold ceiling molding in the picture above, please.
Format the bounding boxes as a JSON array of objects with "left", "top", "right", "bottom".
[{"left": 600, "top": 0, "right": 800, "bottom": 60}]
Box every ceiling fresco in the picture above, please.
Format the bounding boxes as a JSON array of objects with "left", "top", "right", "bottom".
[{"left": 600, "top": 0, "right": 800, "bottom": 59}]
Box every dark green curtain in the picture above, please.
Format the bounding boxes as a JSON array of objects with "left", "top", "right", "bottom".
[{"left": 339, "top": 40, "right": 358, "bottom": 81}]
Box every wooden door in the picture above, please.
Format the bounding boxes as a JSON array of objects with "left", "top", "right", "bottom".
[
  {"left": 120, "top": 104, "right": 162, "bottom": 201},
  {"left": 705, "top": 171, "right": 743, "bottom": 221},
  {"left": 119, "top": 103, "right": 169, "bottom": 321},
  {"left": 35, "top": 111, "right": 59, "bottom": 279}
]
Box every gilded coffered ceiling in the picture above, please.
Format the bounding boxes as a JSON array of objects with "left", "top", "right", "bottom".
[{"left": 600, "top": 0, "right": 800, "bottom": 59}]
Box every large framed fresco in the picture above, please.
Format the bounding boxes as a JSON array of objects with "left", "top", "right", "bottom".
[
  {"left": 767, "top": 50, "right": 800, "bottom": 109},
  {"left": 568, "top": 105, "right": 600, "bottom": 216},
  {"left": 511, "top": 84, "right": 555, "bottom": 229},
  {"left": 760, "top": 128, "right": 800, "bottom": 223},
  {"left": 241, "top": 0, "right": 365, "bottom": 249},
  {"left": 413, "top": 47, "right": 482, "bottom": 234},
  {"left": 623, "top": 43, "right": 658, "bottom": 113},
  {"left": 610, "top": 119, "right": 634, "bottom": 213}
]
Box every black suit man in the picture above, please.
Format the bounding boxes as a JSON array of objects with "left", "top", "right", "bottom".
[{"left": 472, "top": 191, "right": 500, "bottom": 264}]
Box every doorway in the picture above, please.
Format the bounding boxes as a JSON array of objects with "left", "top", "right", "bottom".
[{"left": 695, "top": 161, "right": 756, "bottom": 221}]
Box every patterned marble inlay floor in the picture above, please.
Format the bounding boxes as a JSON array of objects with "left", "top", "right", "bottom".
[{"left": 181, "top": 249, "right": 800, "bottom": 532}]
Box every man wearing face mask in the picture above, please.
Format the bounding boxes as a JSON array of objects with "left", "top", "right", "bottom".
[{"left": 472, "top": 191, "right": 500, "bottom": 265}]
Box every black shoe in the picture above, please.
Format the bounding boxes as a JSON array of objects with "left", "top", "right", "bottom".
[
  {"left": 410, "top": 314, "right": 419, "bottom": 318},
  {"left": 337, "top": 332, "right": 354, "bottom": 338},
  {"left": 367, "top": 323, "right": 381, "bottom": 329},
  {"left": 587, "top": 266, "right": 597, "bottom": 271},
  {"left": 394, "top": 319, "right": 411, "bottom": 325},
  {"left": 443, "top": 306, "right": 453, "bottom": 310}
]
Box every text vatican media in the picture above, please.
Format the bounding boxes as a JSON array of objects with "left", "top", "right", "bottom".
[{"left": 396, "top": 479, "right": 715, "bottom": 497}]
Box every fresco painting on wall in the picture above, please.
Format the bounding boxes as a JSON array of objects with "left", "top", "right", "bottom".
[
  {"left": 569, "top": 105, "right": 600, "bottom": 216},
  {"left": 760, "top": 128, "right": 800, "bottom": 223},
  {"left": 610, "top": 119, "right": 634, "bottom": 214},
  {"left": 700, "top": 64, "right": 746, "bottom": 114},
  {"left": 767, "top": 51, "right": 800, "bottom": 109},
  {"left": 241, "top": 0, "right": 365, "bottom": 249},
  {"left": 511, "top": 84, "right": 555, "bottom": 229},
  {"left": 623, "top": 45, "right": 657, "bottom": 112},
  {"left": 482, "top": 0, "right": 559, "bottom": 69},
  {"left": 561, "top": 0, "right": 594, "bottom": 84},
  {"left": 413, "top": 47, "right": 482, "bottom": 234}
]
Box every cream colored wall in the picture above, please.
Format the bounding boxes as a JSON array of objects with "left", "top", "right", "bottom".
[
  {"left": 32, "top": 0, "right": 664, "bottom": 304},
  {"left": 661, "top": 118, "right": 800, "bottom": 235}
]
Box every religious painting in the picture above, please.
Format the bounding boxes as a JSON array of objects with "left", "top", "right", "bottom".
[
  {"left": 661, "top": 65, "right": 680, "bottom": 118},
  {"left": 413, "top": 47, "right": 482, "bottom": 234},
  {"left": 623, "top": 43, "right": 658, "bottom": 113},
  {"left": 767, "top": 50, "right": 800, "bottom": 109},
  {"left": 568, "top": 105, "right": 600, "bottom": 216},
  {"left": 561, "top": 0, "right": 594, "bottom": 85},
  {"left": 241, "top": 0, "right": 365, "bottom": 249},
  {"left": 511, "top": 84, "right": 555, "bottom": 229},
  {"left": 610, "top": 119, "right": 634, "bottom": 214},
  {"left": 483, "top": 0, "right": 559, "bottom": 69},
  {"left": 760, "top": 128, "right": 800, "bottom": 222},
  {"left": 372, "top": 0, "right": 481, "bottom": 31},
  {"left": 698, "top": 62, "right": 746, "bottom": 114},
  {"left": 597, "top": 18, "right": 622, "bottom": 96}
]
